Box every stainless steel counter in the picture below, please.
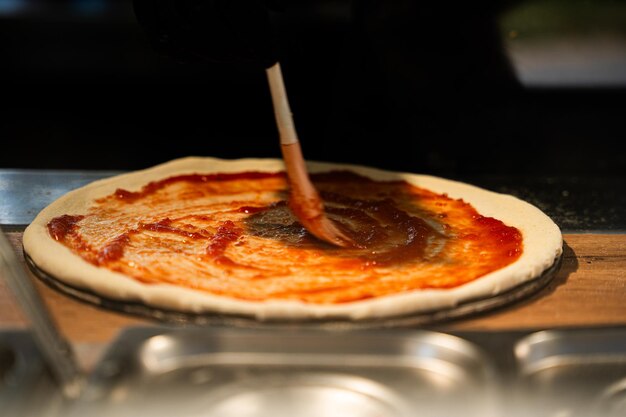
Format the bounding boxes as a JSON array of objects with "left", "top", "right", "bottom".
[{"left": 0, "top": 170, "right": 120, "bottom": 227}]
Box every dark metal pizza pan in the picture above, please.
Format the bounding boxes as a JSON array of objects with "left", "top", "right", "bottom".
[{"left": 24, "top": 251, "right": 562, "bottom": 330}]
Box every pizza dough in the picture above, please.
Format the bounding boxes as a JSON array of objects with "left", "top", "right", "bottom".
[{"left": 23, "top": 157, "right": 562, "bottom": 320}]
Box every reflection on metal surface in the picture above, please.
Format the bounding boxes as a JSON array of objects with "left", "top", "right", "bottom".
[
  {"left": 597, "top": 377, "right": 626, "bottom": 417},
  {"left": 514, "top": 329, "right": 626, "bottom": 417},
  {"left": 66, "top": 328, "right": 497, "bottom": 417},
  {"left": 193, "top": 375, "right": 404, "bottom": 417},
  {"left": 0, "top": 331, "right": 62, "bottom": 417},
  {"left": 3, "top": 326, "right": 624, "bottom": 416},
  {"left": 0, "top": 344, "right": 16, "bottom": 388},
  {"left": 516, "top": 328, "right": 626, "bottom": 374}
]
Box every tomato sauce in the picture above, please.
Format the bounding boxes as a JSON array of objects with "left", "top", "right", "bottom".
[{"left": 47, "top": 171, "right": 523, "bottom": 304}]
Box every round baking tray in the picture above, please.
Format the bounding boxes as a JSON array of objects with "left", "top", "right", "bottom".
[{"left": 24, "top": 252, "right": 562, "bottom": 330}]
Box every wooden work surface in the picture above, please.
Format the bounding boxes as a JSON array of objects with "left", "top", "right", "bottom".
[{"left": 1, "top": 232, "right": 625, "bottom": 345}]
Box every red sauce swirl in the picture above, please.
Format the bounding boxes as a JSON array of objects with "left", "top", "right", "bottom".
[{"left": 45, "top": 170, "right": 523, "bottom": 304}]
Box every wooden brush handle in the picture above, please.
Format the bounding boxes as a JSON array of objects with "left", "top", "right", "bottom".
[{"left": 266, "top": 63, "right": 299, "bottom": 145}]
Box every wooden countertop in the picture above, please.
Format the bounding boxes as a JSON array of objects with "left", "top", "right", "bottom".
[{"left": 2, "top": 232, "right": 625, "bottom": 345}]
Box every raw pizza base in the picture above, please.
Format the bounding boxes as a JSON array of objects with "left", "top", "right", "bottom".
[{"left": 23, "top": 157, "right": 563, "bottom": 321}]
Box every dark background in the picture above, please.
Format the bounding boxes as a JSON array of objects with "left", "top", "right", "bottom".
[{"left": 1, "top": 0, "right": 625, "bottom": 178}]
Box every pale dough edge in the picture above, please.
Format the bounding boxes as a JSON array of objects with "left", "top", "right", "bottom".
[{"left": 23, "top": 156, "right": 563, "bottom": 321}]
